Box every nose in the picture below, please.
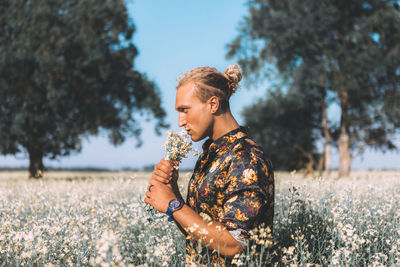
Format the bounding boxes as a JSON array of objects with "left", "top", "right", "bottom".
[{"left": 178, "top": 113, "right": 186, "bottom": 127}]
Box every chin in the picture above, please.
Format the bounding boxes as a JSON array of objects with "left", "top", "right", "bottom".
[
  {"left": 189, "top": 133, "right": 201, "bottom": 142},
  {"left": 190, "top": 136, "right": 201, "bottom": 142},
  {"left": 191, "top": 133, "right": 208, "bottom": 142}
]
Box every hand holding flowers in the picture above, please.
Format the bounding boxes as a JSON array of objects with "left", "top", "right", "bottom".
[
  {"left": 144, "top": 128, "right": 198, "bottom": 213},
  {"left": 151, "top": 128, "right": 198, "bottom": 184}
]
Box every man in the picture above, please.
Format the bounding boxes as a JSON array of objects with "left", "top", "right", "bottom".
[{"left": 144, "top": 65, "right": 274, "bottom": 266}]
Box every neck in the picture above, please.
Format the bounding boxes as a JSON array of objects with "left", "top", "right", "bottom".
[{"left": 211, "top": 110, "right": 239, "bottom": 141}]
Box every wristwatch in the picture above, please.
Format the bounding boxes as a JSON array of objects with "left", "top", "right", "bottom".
[{"left": 166, "top": 198, "right": 184, "bottom": 221}]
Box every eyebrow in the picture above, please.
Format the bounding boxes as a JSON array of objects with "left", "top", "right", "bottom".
[{"left": 175, "top": 105, "right": 190, "bottom": 111}]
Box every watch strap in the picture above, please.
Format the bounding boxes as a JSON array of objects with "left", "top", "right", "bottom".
[
  {"left": 166, "top": 206, "right": 174, "bottom": 217},
  {"left": 166, "top": 198, "right": 183, "bottom": 222}
]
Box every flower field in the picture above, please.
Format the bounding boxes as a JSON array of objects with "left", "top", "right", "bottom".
[{"left": 0, "top": 170, "right": 399, "bottom": 266}]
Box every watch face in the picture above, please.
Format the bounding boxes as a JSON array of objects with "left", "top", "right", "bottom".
[{"left": 170, "top": 199, "right": 181, "bottom": 209}]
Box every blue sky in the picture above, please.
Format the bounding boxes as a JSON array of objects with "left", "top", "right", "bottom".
[{"left": 1, "top": 0, "right": 399, "bottom": 170}]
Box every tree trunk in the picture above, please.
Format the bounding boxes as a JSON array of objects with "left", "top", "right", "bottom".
[
  {"left": 322, "top": 93, "right": 332, "bottom": 175},
  {"left": 338, "top": 91, "right": 352, "bottom": 178},
  {"left": 324, "top": 143, "right": 331, "bottom": 172},
  {"left": 293, "top": 144, "right": 315, "bottom": 178},
  {"left": 28, "top": 148, "right": 44, "bottom": 178},
  {"left": 338, "top": 128, "right": 352, "bottom": 177}
]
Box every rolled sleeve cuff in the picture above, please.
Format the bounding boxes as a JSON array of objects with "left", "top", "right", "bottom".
[{"left": 228, "top": 228, "right": 247, "bottom": 248}]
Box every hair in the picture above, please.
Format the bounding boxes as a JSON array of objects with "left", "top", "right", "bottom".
[{"left": 176, "top": 64, "right": 242, "bottom": 111}]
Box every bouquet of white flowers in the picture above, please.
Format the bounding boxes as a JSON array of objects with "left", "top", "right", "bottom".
[{"left": 163, "top": 128, "right": 198, "bottom": 168}]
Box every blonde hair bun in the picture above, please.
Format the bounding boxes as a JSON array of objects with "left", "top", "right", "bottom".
[{"left": 224, "top": 63, "right": 242, "bottom": 95}]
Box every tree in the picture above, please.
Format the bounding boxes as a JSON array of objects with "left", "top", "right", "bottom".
[
  {"left": 228, "top": 0, "right": 400, "bottom": 177},
  {"left": 243, "top": 84, "right": 323, "bottom": 175},
  {"left": 0, "top": 0, "right": 168, "bottom": 178}
]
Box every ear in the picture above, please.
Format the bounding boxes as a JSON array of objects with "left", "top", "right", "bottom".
[{"left": 208, "top": 96, "right": 220, "bottom": 114}]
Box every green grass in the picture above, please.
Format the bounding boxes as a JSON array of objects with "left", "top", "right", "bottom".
[{"left": 0, "top": 170, "right": 399, "bottom": 266}]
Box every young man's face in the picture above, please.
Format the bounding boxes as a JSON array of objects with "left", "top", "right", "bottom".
[{"left": 175, "top": 81, "right": 213, "bottom": 142}]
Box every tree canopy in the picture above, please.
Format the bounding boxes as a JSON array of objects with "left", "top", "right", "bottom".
[
  {"left": 228, "top": 0, "right": 400, "bottom": 176},
  {"left": 0, "top": 0, "right": 168, "bottom": 177},
  {"left": 243, "top": 86, "right": 323, "bottom": 173}
]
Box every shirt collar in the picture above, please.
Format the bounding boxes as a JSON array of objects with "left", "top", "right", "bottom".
[{"left": 202, "top": 126, "right": 248, "bottom": 155}]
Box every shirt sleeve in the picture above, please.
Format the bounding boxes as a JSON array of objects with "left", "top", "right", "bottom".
[
  {"left": 228, "top": 228, "right": 247, "bottom": 248},
  {"left": 221, "top": 150, "right": 271, "bottom": 240}
]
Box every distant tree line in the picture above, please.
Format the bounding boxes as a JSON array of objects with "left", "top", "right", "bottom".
[
  {"left": 228, "top": 0, "right": 400, "bottom": 177},
  {"left": 0, "top": 166, "right": 112, "bottom": 172}
]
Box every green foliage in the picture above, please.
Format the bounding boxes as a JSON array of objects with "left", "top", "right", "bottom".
[
  {"left": 243, "top": 87, "right": 323, "bottom": 171},
  {"left": 0, "top": 0, "right": 168, "bottom": 176},
  {"left": 228, "top": 0, "right": 400, "bottom": 173}
]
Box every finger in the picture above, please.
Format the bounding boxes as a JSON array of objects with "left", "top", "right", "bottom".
[
  {"left": 161, "top": 158, "right": 172, "bottom": 165},
  {"left": 148, "top": 179, "right": 162, "bottom": 186},
  {"left": 152, "top": 174, "right": 170, "bottom": 184},
  {"left": 145, "top": 190, "right": 151, "bottom": 198},
  {"left": 161, "top": 158, "right": 175, "bottom": 171},
  {"left": 154, "top": 163, "right": 173, "bottom": 177},
  {"left": 143, "top": 197, "right": 152, "bottom": 205},
  {"left": 152, "top": 169, "right": 170, "bottom": 183},
  {"left": 153, "top": 164, "right": 172, "bottom": 179}
]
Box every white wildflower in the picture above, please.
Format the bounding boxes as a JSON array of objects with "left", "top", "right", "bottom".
[{"left": 162, "top": 128, "right": 198, "bottom": 167}]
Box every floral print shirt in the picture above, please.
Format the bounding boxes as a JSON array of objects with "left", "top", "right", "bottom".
[{"left": 185, "top": 127, "right": 274, "bottom": 266}]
